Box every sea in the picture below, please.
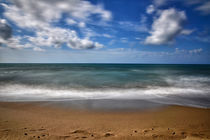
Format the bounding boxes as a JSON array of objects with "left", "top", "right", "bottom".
[{"left": 0, "top": 64, "right": 210, "bottom": 109}]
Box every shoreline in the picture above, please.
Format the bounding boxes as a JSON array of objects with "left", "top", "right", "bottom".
[{"left": 0, "top": 101, "right": 210, "bottom": 140}]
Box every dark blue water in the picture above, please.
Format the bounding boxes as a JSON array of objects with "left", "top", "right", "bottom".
[{"left": 0, "top": 64, "right": 210, "bottom": 108}]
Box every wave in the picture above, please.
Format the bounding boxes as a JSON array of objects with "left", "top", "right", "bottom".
[
  {"left": 1, "top": 64, "right": 210, "bottom": 108},
  {"left": 0, "top": 84, "right": 210, "bottom": 107}
]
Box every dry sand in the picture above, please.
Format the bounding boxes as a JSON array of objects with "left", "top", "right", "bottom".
[{"left": 0, "top": 102, "right": 210, "bottom": 140}]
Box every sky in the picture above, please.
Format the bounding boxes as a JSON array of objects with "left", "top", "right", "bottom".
[{"left": 0, "top": 0, "right": 210, "bottom": 64}]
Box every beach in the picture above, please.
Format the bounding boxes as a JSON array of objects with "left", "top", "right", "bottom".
[
  {"left": 0, "top": 101, "right": 210, "bottom": 140},
  {"left": 0, "top": 0, "right": 210, "bottom": 138}
]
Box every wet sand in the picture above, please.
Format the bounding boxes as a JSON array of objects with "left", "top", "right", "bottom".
[{"left": 0, "top": 101, "right": 210, "bottom": 140}]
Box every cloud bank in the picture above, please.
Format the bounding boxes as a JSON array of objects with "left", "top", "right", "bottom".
[{"left": 1, "top": 0, "right": 111, "bottom": 50}]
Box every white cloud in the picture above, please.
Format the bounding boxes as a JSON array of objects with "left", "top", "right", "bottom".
[
  {"left": 146, "top": 5, "right": 155, "bottom": 14},
  {"left": 175, "top": 47, "right": 203, "bottom": 55},
  {"left": 107, "top": 48, "right": 125, "bottom": 51},
  {"left": 66, "top": 18, "right": 86, "bottom": 28},
  {"left": 196, "top": 1, "right": 210, "bottom": 15},
  {"left": 0, "top": 20, "right": 29, "bottom": 50},
  {"left": 135, "top": 37, "right": 142, "bottom": 40},
  {"left": 189, "top": 48, "right": 203, "bottom": 54},
  {"left": 148, "top": 0, "right": 210, "bottom": 16},
  {"left": 180, "top": 29, "right": 194, "bottom": 35},
  {"left": 145, "top": 0, "right": 167, "bottom": 15},
  {"left": 33, "top": 47, "right": 45, "bottom": 52},
  {"left": 2, "top": 3, "right": 47, "bottom": 29},
  {"left": 145, "top": 8, "right": 187, "bottom": 45},
  {"left": 78, "top": 22, "right": 86, "bottom": 28},
  {"left": 153, "top": 0, "right": 167, "bottom": 7},
  {"left": 68, "top": 38, "right": 103, "bottom": 49},
  {"left": 2, "top": 36, "right": 31, "bottom": 49},
  {"left": 8, "top": 0, "right": 112, "bottom": 23},
  {"left": 25, "top": 26, "right": 103, "bottom": 49},
  {"left": 195, "top": 36, "right": 210, "bottom": 43},
  {"left": 78, "top": 27, "right": 113, "bottom": 39},
  {"left": 120, "top": 37, "right": 128, "bottom": 43},
  {"left": 66, "top": 18, "right": 77, "bottom": 25},
  {"left": 1, "top": 0, "right": 111, "bottom": 50},
  {"left": 102, "top": 34, "right": 113, "bottom": 38},
  {"left": 175, "top": 48, "right": 187, "bottom": 53},
  {"left": 184, "top": 0, "right": 210, "bottom": 15}
]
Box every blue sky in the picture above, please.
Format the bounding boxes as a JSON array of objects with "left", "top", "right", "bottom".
[{"left": 0, "top": 0, "right": 210, "bottom": 63}]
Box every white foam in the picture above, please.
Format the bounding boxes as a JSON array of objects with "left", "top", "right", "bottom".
[{"left": 0, "top": 84, "right": 209, "bottom": 101}]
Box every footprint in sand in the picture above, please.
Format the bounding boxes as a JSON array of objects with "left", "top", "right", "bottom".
[
  {"left": 181, "top": 132, "right": 186, "bottom": 135},
  {"left": 71, "top": 130, "right": 87, "bottom": 134},
  {"left": 70, "top": 130, "right": 91, "bottom": 139},
  {"left": 152, "top": 134, "right": 158, "bottom": 138},
  {"left": 142, "top": 128, "right": 154, "bottom": 134},
  {"left": 104, "top": 132, "right": 114, "bottom": 137},
  {"left": 70, "top": 129, "right": 113, "bottom": 139}
]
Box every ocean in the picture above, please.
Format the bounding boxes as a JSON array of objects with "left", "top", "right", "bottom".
[{"left": 0, "top": 64, "right": 210, "bottom": 109}]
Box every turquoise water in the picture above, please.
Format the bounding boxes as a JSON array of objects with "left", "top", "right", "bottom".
[{"left": 0, "top": 64, "right": 210, "bottom": 108}]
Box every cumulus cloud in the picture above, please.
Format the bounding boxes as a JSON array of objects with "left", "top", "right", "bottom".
[
  {"left": 68, "top": 39, "right": 103, "bottom": 49},
  {"left": 145, "top": 8, "right": 187, "bottom": 45},
  {"left": 25, "top": 26, "right": 103, "bottom": 49},
  {"left": 0, "top": 19, "right": 25, "bottom": 49},
  {"left": 8, "top": 0, "right": 112, "bottom": 23},
  {"left": 2, "top": 36, "right": 31, "bottom": 49},
  {"left": 1, "top": 0, "right": 110, "bottom": 50}
]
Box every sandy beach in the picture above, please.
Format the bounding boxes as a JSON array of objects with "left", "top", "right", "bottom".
[{"left": 0, "top": 102, "right": 210, "bottom": 140}]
